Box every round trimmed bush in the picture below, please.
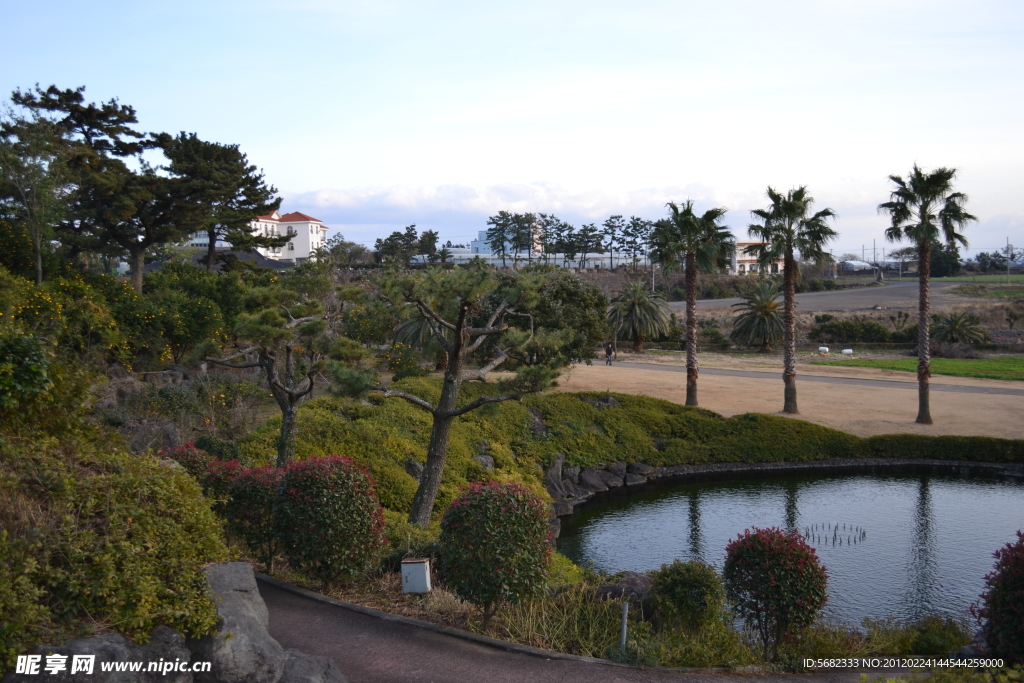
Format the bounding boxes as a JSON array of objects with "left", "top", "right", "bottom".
[
  {"left": 723, "top": 527, "right": 828, "bottom": 661},
  {"left": 226, "top": 466, "right": 286, "bottom": 570},
  {"left": 973, "top": 531, "right": 1024, "bottom": 663},
  {"left": 200, "top": 459, "right": 242, "bottom": 515},
  {"left": 159, "top": 443, "right": 213, "bottom": 479},
  {"left": 438, "top": 482, "right": 551, "bottom": 625},
  {"left": 273, "top": 456, "right": 386, "bottom": 588},
  {"left": 650, "top": 559, "right": 727, "bottom": 633}
]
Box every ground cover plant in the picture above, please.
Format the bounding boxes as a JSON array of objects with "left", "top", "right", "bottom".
[
  {"left": 811, "top": 356, "right": 1024, "bottom": 381},
  {"left": 973, "top": 531, "right": 1024, "bottom": 664}
]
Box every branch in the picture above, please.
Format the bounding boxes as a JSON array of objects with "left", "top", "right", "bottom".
[
  {"left": 465, "top": 298, "right": 511, "bottom": 337},
  {"left": 415, "top": 299, "right": 456, "bottom": 332},
  {"left": 208, "top": 346, "right": 260, "bottom": 363},
  {"left": 444, "top": 393, "right": 520, "bottom": 418},
  {"left": 205, "top": 347, "right": 265, "bottom": 369},
  {"left": 424, "top": 313, "right": 454, "bottom": 354},
  {"left": 374, "top": 388, "right": 439, "bottom": 415},
  {"left": 460, "top": 347, "right": 509, "bottom": 382}
]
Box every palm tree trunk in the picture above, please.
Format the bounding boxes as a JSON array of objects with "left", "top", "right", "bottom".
[
  {"left": 685, "top": 253, "right": 699, "bottom": 406},
  {"left": 633, "top": 326, "right": 643, "bottom": 353},
  {"left": 782, "top": 250, "right": 798, "bottom": 414},
  {"left": 916, "top": 241, "right": 933, "bottom": 425}
]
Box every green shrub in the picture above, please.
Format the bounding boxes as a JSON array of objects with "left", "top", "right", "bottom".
[
  {"left": 0, "top": 436, "right": 228, "bottom": 672},
  {"left": 649, "top": 559, "right": 727, "bottom": 633},
  {"left": 200, "top": 459, "right": 242, "bottom": 515},
  {"left": 273, "top": 456, "right": 387, "bottom": 588},
  {"left": 379, "top": 509, "right": 440, "bottom": 572},
  {"left": 195, "top": 434, "right": 241, "bottom": 461},
  {"left": 974, "top": 531, "right": 1024, "bottom": 664},
  {"left": 909, "top": 615, "right": 971, "bottom": 655},
  {"left": 226, "top": 466, "right": 286, "bottom": 570},
  {"left": 859, "top": 434, "right": 1024, "bottom": 463},
  {"left": 438, "top": 482, "right": 551, "bottom": 625},
  {"left": 809, "top": 318, "right": 891, "bottom": 343},
  {"left": 159, "top": 443, "right": 214, "bottom": 479},
  {"left": 0, "top": 331, "right": 51, "bottom": 411},
  {"left": 724, "top": 527, "right": 828, "bottom": 661}
]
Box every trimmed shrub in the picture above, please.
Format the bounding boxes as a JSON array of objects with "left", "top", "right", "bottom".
[
  {"left": 273, "top": 456, "right": 387, "bottom": 588},
  {"left": 195, "top": 434, "right": 241, "bottom": 462},
  {"left": 973, "top": 531, "right": 1024, "bottom": 663},
  {"left": 438, "top": 482, "right": 551, "bottom": 625},
  {"left": 226, "top": 466, "right": 286, "bottom": 570},
  {"left": 809, "top": 318, "right": 891, "bottom": 343},
  {"left": 650, "top": 560, "right": 727, "bottom": 633},
  {"left": 159, "top": 443, "right": 214, "bottom": 478},
  {"left": 724, "top": 527, "right": 828, "bottom": 661},
  {"left": 200, "top": 459, "right": 242, "bottom": 515}
]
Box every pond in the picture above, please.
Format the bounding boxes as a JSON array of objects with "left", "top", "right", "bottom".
[{"left": 557, "top": 470, "right": 1024, "bottom": 625}]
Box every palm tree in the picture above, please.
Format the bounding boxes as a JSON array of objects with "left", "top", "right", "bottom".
[
  {"left": 650, "top": 201, "right": 735, "bottom": 405},
  {"left": 879, "top": 165, "right": 975, "bottom": 424},
  {"left": 437, "top": 247, "right": 452, "bottom": 264},
  {"left": 729, "top": 282, "right": 784, "bottom": 352},
  {"left": 933, "top": 312, "right": 988, "bottom": 345},
  {"left": 608, "top": 281, "right": 672, "bottom": 353},
  {"left": 746, "top": 187, "right": 836, "bottom": 414}
]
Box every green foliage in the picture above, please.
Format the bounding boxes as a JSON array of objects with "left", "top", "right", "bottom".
[
  {"left": 0, "top": 220, "right": 35, "bottom": 277},
  {"left": 730, "top": 282, "right": 783, "bottom": 351},
  {"left": 382, "top": 341, "right": 428, "bottom": 381},
  {"left": 974, "top": 531, "right": 1024, "bottom": 664},
  {"left": 812, "top": 357, "right": 1024, "bottom": 382},
  {"left": 273, "top": 456, "right": 387, "bottom": 587},
  {"left": 809, "top": 317, "right": 892, "bottom": 343},
  {"left": 194, "top": 434, "right": 241, "bottom": 461},
  {"left": 0, "top": 330, "right": 51, "bottom": 409},
  {"left": 226, "top": 466, "right": 285, "bottom": 569},
  {"left": 158, "top": 443, "right": 214, "bottom": 479},
  {"left": 547, "top": 551, "right": 585, "bottom": 587},
  {"left": 0, "top": 435, "right": 228, "bottom": 672},
  {"left": 649, "top": 559, "right": 727, "bottom": 633},
  {"left": 438, "top": 482, "right": 551, "bottom": 621},
  {"left": 724, "top": 527, "right": 828, "bottom": 661},
  {"left": 933, "top": 312, "right": 989, "bottom": 344},
  {"left": 608, "top": 280, "right": 672, "bottom": 350},
  {"left": 199, "top": 459, "right": 242, "bottom": 515}
]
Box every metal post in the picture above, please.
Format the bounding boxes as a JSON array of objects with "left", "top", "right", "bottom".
[
  {"left": 620, "top": 600, "right": 629, "bottom": 653},
  {"left": 1009, "top": 237, "right": 1013, "bottom": 284}
]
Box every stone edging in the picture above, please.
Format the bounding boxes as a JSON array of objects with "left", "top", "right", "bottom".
[{"left": 254, "top": 572, "right": 749, "bottom": 675}]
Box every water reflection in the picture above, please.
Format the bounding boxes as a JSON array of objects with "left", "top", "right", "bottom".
[{"left": 558, "top": 472, "right": 1024, "bottom": 624}]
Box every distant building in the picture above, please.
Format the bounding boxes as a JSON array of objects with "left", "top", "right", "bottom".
[
  {"left": 189, "top": 210, "right": 329, "bottom": 263},
  {"left": 730, "top": 242, "right": 783, "bottom": 275}
]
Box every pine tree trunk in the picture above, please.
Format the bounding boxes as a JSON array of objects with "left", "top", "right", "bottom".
[
  {"left": 782, "top": 250, "right": 798, "bottom": 414},
  {"left": 408, "top": 368, "right": 461, "bottom": 527},
  {"left": 130, "top": 248, "right": 145, "bottom": 293},
  {"left": 916, "top": 241, "right": 933, "bottom": 425},
  {"left": 276, "top": 402, "right": 299, "bottom": 467},
  {"left": 207, "top": 227, "right": 218, "bottom": 271},
  {"left": 33, "top": 233, "right": 43, "bottom": 285},
  {"left": 685, "top": 252, "right": 699, "bottom": 406}
]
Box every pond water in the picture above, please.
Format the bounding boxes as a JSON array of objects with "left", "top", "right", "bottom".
[{"left": 558, "top": 471, "right": 1024, "bottom": 625}]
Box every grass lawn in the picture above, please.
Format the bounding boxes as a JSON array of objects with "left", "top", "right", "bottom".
[
  {"left": 933, "top": 273, "right": 1024, "bottom": 283},
  {"left": 811, "top": 356, "right": 1024, "bottom": 381},
  {"left": 951, "top": 284, "right": 1024, "bottom": 299}
]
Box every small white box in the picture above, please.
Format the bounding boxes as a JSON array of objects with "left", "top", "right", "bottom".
[
  {"left": 401, "top": 558, "right": 431, "bottom": 594},
  {"left": 842, "top": 349, "right": 854, "bottom": 355},
  {"left": 818, "top": 347, "right": 829, "bottom": 353}
]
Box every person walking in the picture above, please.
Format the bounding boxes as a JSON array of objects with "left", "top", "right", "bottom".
[{"left": 605, "top": 342, "right": 614, "bottom": 365}]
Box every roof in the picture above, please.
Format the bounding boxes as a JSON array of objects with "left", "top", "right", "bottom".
[
  {"left": 256, "top": 210, "right": 281, "bottom": 221},
  {"left": 277, "top": 211, "right": 323, "bottom": 224}
]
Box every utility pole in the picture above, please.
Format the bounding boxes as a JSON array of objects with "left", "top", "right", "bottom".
[{"left": 1009, "top": 237, "right": 1013, "bottom": 284}]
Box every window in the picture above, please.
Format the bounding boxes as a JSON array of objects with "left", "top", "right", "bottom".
[{"left": 288, "top": 243, "right": 294, "bottom": 250}]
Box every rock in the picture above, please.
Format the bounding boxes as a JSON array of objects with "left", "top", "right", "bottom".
[
  {"left": 563, "top": 464, "right": 580, "bottom": 484},
  {"left": 606, "top": 462, "right": 627, "bottom": 477},
  {"left": 166, "top": 364, "right": 193, "bottom": 381},
  {"left": 93, "top": 396, "right": 117, "bottom": 411},
  {"left": 559, "top": 479, "right": 593, "bottom": 499},
  {"left": 549, "top": 516, "right": 561, "bottom": 540},
  {"left": 4, "top": 625, "right": 193, "bottom": 683},
  {"left": 578, "top": 468, "right": 609, "bottom": 492},
  {"left": 404, "top": 460, "right": 423, "bottom": 480},
  {"left": 279, "top": 650, "right": 348, "bottom": 683},
  {"left": 139, "top": 370, "right": 184, "bottom": 387},
  {"left": 625, "top": 473, "right": 647, "bottom": 486},
  {"left": 627, "top": 463, "right": 656, "bottom": 476},
  {"left": 188, "top": 563, "right": 284, "bottom": 683},
  {"left": 597, "top": 470, "right": 624, "bottom": 488},
  {"left": 544, "top": 453, "right": 564, "bottom": 485},
  {"left": 473, "top": 455, "right": 495, "bottom": 470},
  {"left": 551, "top": 500, "right": 575, "bottom": 517},
  {"left": 528, "top": 408, "right": 547, "bottom": 435},
  {"left": 595, "top": 571, "right": 653, "bottom": 612},
  {"left": 578, "top": 395, "right": 619, "bottom": 410},
  {"left": 111, "top": 377, "right": 145, "bottom": 404}
]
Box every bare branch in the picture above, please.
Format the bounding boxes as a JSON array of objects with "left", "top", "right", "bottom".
[
  {"left": 424, "top": 313, "right": 454, "bottom": 354},
  {"left": 459, "top": 347, "right": 509, "bottom": 382},
  {"left": 207, "top": 346, "right": 260, "bottom": 363},
  {"left": 415, "top": 299, "right": 457, "bottom": 332},
  {"left": 374, "top": 388, "right": 439, "bottom": 415},
  {"left": 444, "top": 393, "right": 520, "bottom": 418}
]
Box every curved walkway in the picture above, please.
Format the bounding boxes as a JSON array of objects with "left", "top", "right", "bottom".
[{"left": 257, "top": 575, "right": 902, "bottom": 683}]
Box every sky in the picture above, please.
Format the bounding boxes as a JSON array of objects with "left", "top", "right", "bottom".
[{"left": 4, "top": 0, "right": 1023, "bottom": 258}]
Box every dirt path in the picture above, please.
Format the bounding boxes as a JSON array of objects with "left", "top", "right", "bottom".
[{"left": 557, "top": 361, "right": 1023, "bottom": 439}]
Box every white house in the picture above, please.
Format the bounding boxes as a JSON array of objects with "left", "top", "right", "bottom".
[
  {"left": 730, "top": 242, "right": 783, "bottom": 276},
  {"left": 189, "top": 210, "right": 329, "bottom": 263}
]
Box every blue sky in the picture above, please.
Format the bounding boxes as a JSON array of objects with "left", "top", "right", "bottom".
[{"left": 4, "top": 0, "right": 1022, "bottom": 257}]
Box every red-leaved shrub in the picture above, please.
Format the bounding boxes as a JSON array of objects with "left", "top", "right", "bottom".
[
  {"left": 227, "top": 466, "right": 286, "bottom": 570},
  {"left": 973, "top": 530, "right": 1024, "bottom": 663},
  {"left": 273, "top": 456, "right": 386, "bottom": 588},
  {"left": 438, "top": 482, "right": 551, "bottom": 626},
  {"left": 200, "top": 459, "right": 242, "bottom": 515},
  {"left": 723, "top": 527, "right": 828, "bottom": 661}
]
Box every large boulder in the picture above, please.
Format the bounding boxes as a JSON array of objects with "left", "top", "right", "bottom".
[
  {"left": 579, "top": 468, "right": 609, "bottom": 492},
  {"left": 3, "top": 625, "right": 193, "bottom": 683},
  {"left": 278, "top": 650, "right": 348, "bottom": 683},
  {"left": 188, "top": 563, "right": 284, "bottom": 683}
]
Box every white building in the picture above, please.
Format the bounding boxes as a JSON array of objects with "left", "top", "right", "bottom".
[
  {"left": 730, "top": 242, "right": 783, "bottom": 276},
  {"left": 189, "top": 210, "right": 329, "bottom": 263}
]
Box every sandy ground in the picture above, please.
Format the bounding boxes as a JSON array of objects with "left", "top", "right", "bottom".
[{"left": 555, "top": 357, "right": 1024, "bottom": 439}]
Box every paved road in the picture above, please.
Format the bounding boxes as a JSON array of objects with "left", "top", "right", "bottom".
[
  {"left": 258, "top": 577, "right": 884, "bottom": 683},
  {"left": 618, "top": 362, "right": 1024, "bottom": 397},
  {"left": 674, "top": 280, "right": 967, "bottom": 313}
]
